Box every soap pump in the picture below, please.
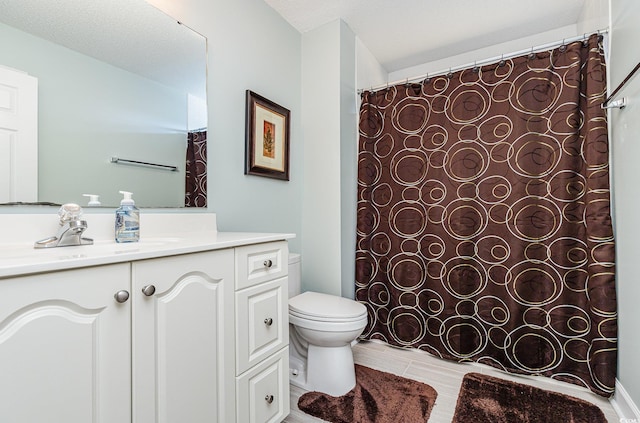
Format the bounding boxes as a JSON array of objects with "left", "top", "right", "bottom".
[
  {"left": 115, "top": 190, "right": 140, "bottom": 243},
  {"left": 83, "top": 194, "right": 101, "bottom": 207}
]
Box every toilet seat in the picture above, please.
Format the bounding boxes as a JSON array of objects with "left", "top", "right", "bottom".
[
  {"left": 289, "top": 311, "right": 367, "bottom": 332},
  {"left": 289, "top": 309, "right": 366, "bottom": 323},
  {"left": 289, "top": 291, "right": 367, "bottom": 332},
  {"left": 289, "top": 291, "right": 367, "bottom": 321}
]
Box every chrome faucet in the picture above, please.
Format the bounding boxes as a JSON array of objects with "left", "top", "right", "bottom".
[{"left": 34, "top": 203, "right": 94, "bottom": 248}]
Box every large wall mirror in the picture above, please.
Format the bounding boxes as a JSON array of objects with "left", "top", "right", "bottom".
[{"left": 0, "top": 0, "right": 207, "bottom": 208}]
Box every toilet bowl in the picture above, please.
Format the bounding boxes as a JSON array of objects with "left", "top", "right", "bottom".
[{"left": 288, "top": 254, "right": 368, "bottom": 397}]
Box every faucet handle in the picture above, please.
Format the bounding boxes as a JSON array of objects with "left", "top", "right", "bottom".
[{"left": 58, "top": 203, "right": 83, "bottom": 224}]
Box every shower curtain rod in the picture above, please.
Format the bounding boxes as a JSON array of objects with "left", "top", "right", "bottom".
[{"left": 359, "top": 29, "right": 609, "bottom": 94}]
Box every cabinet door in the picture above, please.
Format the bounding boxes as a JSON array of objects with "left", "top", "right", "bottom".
[
  {"left": 0, "top": 264, "right": 131, "bottom": 423},
  {"left": 132, "top": 250, "right": 235, "bottom": 423}
]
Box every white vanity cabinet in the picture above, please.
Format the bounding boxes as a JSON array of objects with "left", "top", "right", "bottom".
[
  {"left": 0, "top": 264, "right": 132, "bottom": 423},
  {"left": 0, "top": 234, "right": 291, "bottom": 423},
  {"left": 132, "top": 250, "right": 235, "bottom": 423},
  {"left": 235, "top": 241, "right": 290, "bottom": 423}
]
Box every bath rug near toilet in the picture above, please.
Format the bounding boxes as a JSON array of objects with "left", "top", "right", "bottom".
[
  {"left": 452, "top": 372, "right": 607, "bottom": 423},
  {"left": 297, "top": 364, "right": 437, "bottom": 423}
]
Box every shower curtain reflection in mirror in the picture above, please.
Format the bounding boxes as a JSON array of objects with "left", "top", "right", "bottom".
[{"left": 185, "top": 130, "right": 207, "bottom": 207}]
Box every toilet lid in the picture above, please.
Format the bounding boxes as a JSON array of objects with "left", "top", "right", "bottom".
[{"left": 289, "top": 291, "right": 367, "bottom": 320}]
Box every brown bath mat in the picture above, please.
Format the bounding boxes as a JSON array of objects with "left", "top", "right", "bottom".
[
  {"left": 297, "top": 364, "right": 437, "bottom": 423},
  {"left": 452, "top": 372, "right": 607, "bottom": 423}
]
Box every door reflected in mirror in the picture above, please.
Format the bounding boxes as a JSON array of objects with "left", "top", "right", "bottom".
[{"left": 0, "top": 0, "right": 207, "bottom": 208}]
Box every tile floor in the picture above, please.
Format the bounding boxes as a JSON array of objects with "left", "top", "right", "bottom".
[{"left": 284, "top": 339, "right": 620, "bottom": 423}]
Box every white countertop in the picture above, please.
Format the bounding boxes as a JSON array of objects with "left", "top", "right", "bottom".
[
  {"left": 0, "top": 211, "right": 295, "bottom": 278},
  {"left": 0, "top": 231, "right": 294, "bottom": 278}
]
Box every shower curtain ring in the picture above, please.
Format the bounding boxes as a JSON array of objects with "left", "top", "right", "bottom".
[
  {"left": 528, "top": 47, "right": 535, "bottom": 60},
  {"left": 447, "top": 68, "right": 453, "bottom": 78},
  {"left": 473, "top": 61, "right": 479, "bottom": 73},
  {"left": 559, "top": 39, "right": 567, "bottom": 52},
  {"left": 498, "top": 54, "right": 506, "bottom": 67}
]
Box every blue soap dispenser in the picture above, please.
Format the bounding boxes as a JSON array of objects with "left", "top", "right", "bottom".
[{"left": 115, "top": 190, "right": 140, "bottom": 243}]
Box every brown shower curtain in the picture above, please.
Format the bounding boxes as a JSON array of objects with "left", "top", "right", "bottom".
[
  {"left": 355, "top": 34, "right": 616, "bottom": 397},
  {"left": 185, "top": 130, "right": 207, "bottom": 207}
]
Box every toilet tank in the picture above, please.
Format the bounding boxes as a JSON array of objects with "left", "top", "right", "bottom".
[{"left": 288, "top": 253, "right": 301, "bottom": 298}]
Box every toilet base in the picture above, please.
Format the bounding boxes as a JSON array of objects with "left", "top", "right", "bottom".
[
  {"left": 305, "top": 344, "right": 356, "bottom": 396},
  {"left": 289, "top": 355, "right": 308, "bottom": 390}
]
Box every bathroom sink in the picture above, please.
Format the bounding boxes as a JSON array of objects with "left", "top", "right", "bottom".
[
  {"left": 94, "top": 237, "right": 181, "bottom": 247},
  {"left": 0, "top": 236, "right": 189, "bottom": 279},
  {"left": 98, "top": 237, "right": 181, "bottom": 243},
  {"left": 0, "top": 244, "right": 90, "bottom": 263},
  {"left": 90, "top": 237, "right": 182, "bottom": 253},
  {"left": 138, "top": 237, "right": 181, "bottom": 244},
  {"left": 0, "top": 237, "right": 182, "bottom": 263}
]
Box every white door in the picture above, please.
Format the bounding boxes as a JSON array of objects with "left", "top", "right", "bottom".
[
  {"left": 132, "top": 250, "right": 235, "bottom": 423},
  {"left": 0, "top": 264, "right": 132, "bottom": 423},
  {"left": 0, "top": 65, "right": 38, "bottom": 203}
]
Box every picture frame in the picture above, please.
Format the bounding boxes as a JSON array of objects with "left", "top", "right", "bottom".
[{"left": 245, "top": 90, "right": 290, "bottom": 180}]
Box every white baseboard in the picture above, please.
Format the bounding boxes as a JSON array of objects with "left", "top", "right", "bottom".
[{"left": 611, "top": 379, "right": 640, "bottom": 421}]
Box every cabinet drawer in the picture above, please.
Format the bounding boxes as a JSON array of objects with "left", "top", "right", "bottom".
[
  {"left": 236, "top": 241, "right": 288, "bottom": 290},
  {"left": 236, "top": 277, "right": 288, "bottom": 373},
  {"left": 236, "top": 347, "right": 290, "bottom": 423}
]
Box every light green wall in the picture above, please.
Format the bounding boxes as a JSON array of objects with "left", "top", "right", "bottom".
[
  {"left": 610, "top": 0, "right": 640, "bottom": 411},
  {"left": 301, "top": 21, "right": 343, "bottom": 295},
  {"left": 339, "top": 22, "right": 357, "bottom": 299},
  {"left": 153, "top": 0, "right": 303, "bottom": 253},
  {"left": 300, "top": 20, "right": 357, "bottom": 297}
]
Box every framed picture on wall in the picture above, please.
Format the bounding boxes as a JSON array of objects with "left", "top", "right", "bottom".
[{"left": 245, "top": 90, "right": 290, "bottom": 180}]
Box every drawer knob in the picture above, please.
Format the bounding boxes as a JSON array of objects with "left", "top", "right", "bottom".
[
  {"left": 265, "top": 394, "right": 274, "bottom": 404},
  {"left": 263, "top": 259, "right": 273, "bottom": 268},
  {"left": 141, "top": 284, "right": 156, "bottom": 296},
  {"left": 114, "top": 290, "right": 130, "bottom": 303},
  {"left": 264, "top": 317, "right": 273, "bottom": 326}
]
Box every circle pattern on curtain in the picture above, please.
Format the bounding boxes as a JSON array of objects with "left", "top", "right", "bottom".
[{"left": 356, "top": 34, "right": 616, "bottom": 397}]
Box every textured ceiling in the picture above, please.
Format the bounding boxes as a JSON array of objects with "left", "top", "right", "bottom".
[
  {"left": 263, "top": 0, "right": 588, "bottom": 72},
  {"left": 1, "top": 0, "right": 588, "bottom": 92},
  {"left": 0, "top": 0, "right": 206, "bottom": 98}
]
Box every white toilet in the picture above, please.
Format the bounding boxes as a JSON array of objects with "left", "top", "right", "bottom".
[{"left": 288, "top": 253, "right": 368, "bottom": 396}]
